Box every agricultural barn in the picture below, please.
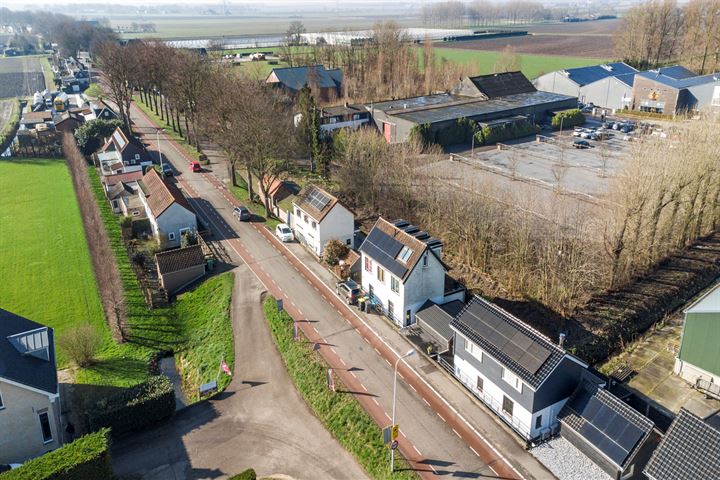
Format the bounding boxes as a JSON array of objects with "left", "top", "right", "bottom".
[
  {"left": 368, "top": 72, "right": 576, "bottom": 145},
  {"left": 266, "top": 65, "right": 342, "bottom": 102},
  {"left": 631, "top": 66, "right": 720, "bottom": 114},
  {"left": 533, "top": 62, "right": 637, "bottom": 111}
]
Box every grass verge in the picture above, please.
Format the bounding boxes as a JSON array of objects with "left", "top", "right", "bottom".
[
  {"left": 132, "top": 95, "right": 202, "bottom": 162},
  {"left": 175, "top": 272, "right": 235, "bottom": 402},
  {"left": 263, "top": 296, "right": 417, "bottom": 480},
  {"left": 229, "top": 176, "right": 282, "bottom": 230},
  {"left": 0, "top": 99, "right": 19, "bottom": 151}
]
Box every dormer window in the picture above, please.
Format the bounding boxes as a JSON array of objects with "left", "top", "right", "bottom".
[{"left": 397, "top": 246, "right": 413, "bottom": 263}]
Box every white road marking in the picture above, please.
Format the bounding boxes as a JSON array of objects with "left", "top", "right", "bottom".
[
  {"left": 452, "top": 428, "right": 461, "bottom": 438},
  {"left": 372, "top": 398, "right": 379, "bottom": 406},
  {"left": 437, "top": 413, "right": 446, "bottom": 422},
  {"left": 470, "top": 446, "right": 480, "bottom": 457},
  {"left": 422, "top": 398, "right": 431, "bottom": 407},
  {"left": 413, "top": 445, "right": 422, "bottom": 456},
  {"left": 409, "top": 385, "right": 417, "bottom": 393}
]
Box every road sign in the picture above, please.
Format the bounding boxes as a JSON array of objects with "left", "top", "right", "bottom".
[
  {"left": 392, "top": 424, "right": 399, "bottom": 440},
  {"left": 383, "top": 426, "right": 392, "bottom": 445},
  {"left": 277, "top": 299, "right": 283, "bottom": 311},
  {"left": 391, "top": 440, "right": 399, "bottom": 450}
]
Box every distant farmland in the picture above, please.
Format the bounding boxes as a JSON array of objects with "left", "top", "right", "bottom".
[{"left": 0, "top": 56, "right": 48, "bottom": 98}]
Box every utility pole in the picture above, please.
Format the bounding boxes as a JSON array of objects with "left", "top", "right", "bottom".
[
  {"left": 391, "top": 349, "right": 415, "bottom": 473},
  {"left": 156, "top": 128, "right": 164, "bottom": 172}
]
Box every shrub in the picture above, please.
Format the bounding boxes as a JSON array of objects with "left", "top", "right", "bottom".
[
  {"left": 475, "top": 120, "right": 540, "bottom": 145},
  {"left": 58, "top": 323, "right": 102, "bottom": 367},
  {"left": 74, "top": 119, "right": 123, "bottom": 155},
  {"left": 323, "top": 238, "right": 349, "bottom": 266},
  {"left": 0, "top": 429, "right": 112, "bottom": 480},
  {"left": 551, "top": 109, "right": 585, "bottom": 130},
  {"left": 119, "top": 216, "right": 132, "bottom": 228},
  {"left": 228, "top": 469, "right": 257, "bottom": 480},
  {"left": 89, "top": 375, "right": 175, "bottom": 437}
]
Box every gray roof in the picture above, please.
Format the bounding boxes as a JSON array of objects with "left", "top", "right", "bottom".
[
  {"left": 560, "top": 62, "right": 638, "bottom": 87},
  {"left": 559, "top": 381, "right": 654, "bottom": 468},
  {"left": 156, "top": 245, "right": 205, "bottom": 275},
  {"left": 0, "top": 309, "right": 57, "bottom": 394},
  {"left": 449, "top": 296, "right": 566, "bottom": 389},
  {"left": 381, "top": 91, "right": 576, "bottom": 125},
  {"left": 468, "top": 71, "right": 536, "bottom": 98},
  {"left": 636, "top": 68, "right": 720, "bottom": 89},
  {"left": 267, "top": 65, "right": 342, "bottom": 92},
  {"left": 644, "top": 408, "right": 720, "bottom": 480},
  {"left": 416, "top": 300, "right": 465, "bottom": 342},
  {"left": 613, "top": 72, "right": 638, "bottom": 87}
]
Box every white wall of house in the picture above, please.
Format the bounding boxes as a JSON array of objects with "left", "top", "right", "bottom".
[
  {"left": 0, "top": 380, "right": 62, "bottom": 464},
  {"left": 292, "top": 203, "right": 353, "bottom": 256},
  {"left": 454, "top": 355, "right": 533, "bottom": 439},
  {"left": 156, "top": 203, "right": 197, "bottom": 250},
  {"left": 674, "top": 358, "right": 720, "bottom": 385}
]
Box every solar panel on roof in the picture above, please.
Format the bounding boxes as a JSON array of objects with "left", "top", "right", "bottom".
[{"left": 306, "top": 188, "right": 331, "bottom": 211}]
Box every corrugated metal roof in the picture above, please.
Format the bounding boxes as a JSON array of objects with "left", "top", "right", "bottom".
[
  {"left": 387, "top": 91, "right": 576, "bottom": 125},
  {"left": 561, "top": 62, "right": 638, "bottom": 87},
  {"left": 416, "top": 300, "right": 465, "bottom": 341},
  {"left": 635, "top": 66, "right": 719, "bottom": 89},
  {"left": 613, "top": 72, "right": 637, "bottom": 87},
  {"left": 678, "top": 311, "right": 720, "bottom": 376}
]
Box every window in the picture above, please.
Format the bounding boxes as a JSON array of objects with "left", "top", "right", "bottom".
[
  {"left": 132, "top": 211, "right": 140, "bottom": 216},
  {"left": 388, "top": 300, "right": 394, "bottom": 318},
  {"left": 296, "top": 208, "right": 301, "bottom": 216},
  {"left": 465, "top": 341, "right": 483, "bottom": 362},
  {"left": 397, "top": 246, "right": 413, "bottom": 263},
  {"left": 352, "top": 114, "right": 361, "bottom": 120},
  {"left": 311, "top": 221, "right": 316, "bottom": 229},
  {"left": 476, "top": 376, "right": 484, "bottom": 392},
  {"left": 535, "top": 415, "right": 542, "bottom": 430},
  {"left": 38, "top": 411, "right": 52, "bottom": 443},
  {"left": 346, "top": 238, "right": 351, "bottom": 245},
  {"left": 422, "top": 254, "right": 428, "bottom": 268},
  {"left": 502, "top": 396, "right": 514, "bottom": 416},
  {"left": 111, "top": 200, "right": 119, "bottom": 209},
  {"left": 377, "top": 266, "right": 385, "bottom": 283},
  {"left": 390, "top": 276, "right": 399, "bottom": 293},
  {"left": 502, "top": 368, "right": 522, "bottom": 392},
  {"left": 168, "top": 232, "right": 176, "bottom": 241},
  {"left": 304, "top": 215, "right": 308, "bottom": 223},
  {"left": 364, "top": 257, "right": 372, "bottom": 272}
]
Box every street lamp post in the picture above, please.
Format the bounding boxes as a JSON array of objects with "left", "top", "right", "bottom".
[
  {"left": 156, "top": 128, "right": 164, "bottom": 172},
  {"left": 391, "top": 348, "right": 415, "bottom": 473}
]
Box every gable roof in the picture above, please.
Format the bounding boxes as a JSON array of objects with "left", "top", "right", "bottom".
[
  {"left": 107, "top": 181, "right": 136, "bottom": 200},
  {"left": 0, "top": 309, "right": 57, "bottom": 395},
  {"left": 293, "top": 184, "right": 340, "bottom": 222},
  {"left": 468, "top": 71, "right": 537, "bottom": 98},
  {"left": 359, "top": 218, "right": 445, "bottom": 282},
  {"left": 266, "top": 65, "right": 343, "bottom": 92},
  {"left": 450, "top": 295, "right": 567, "bottom": 389},
  {"left": 635, "top": 66, "right": 719, "bottom": 89},
  {"left": 416, "top": 300, "right": 465, "bottom": 342},
  {"left": 684, "top": 282, "right": 720, "bottom": 314},
  {"left": 559, "top": 62, "right": 638, "bottom": 87},
  {"left": 101, "top": 170, "right": 144, "bottom": 188},
  {"left": 156, "top": 245, "right": 205, "bottom": 275},
  {"left": 613, "top": 71, "right": 638, "bottom": 87},
  {"left": 139, "top": 168, "right": 193, "bottom": 218},
  {"left": 559, "top": 381, "right": 654, "bottom": 469},
  {"left": 21, "top": 111, "right": 53, "bottom": 123},
  {"left": 644, "top": 408, "right": 720, "bottom": 480}
]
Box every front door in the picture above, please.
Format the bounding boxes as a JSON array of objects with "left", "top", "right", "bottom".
[{"left": 383, "top": 122, "right": 392, "bottom": 143}]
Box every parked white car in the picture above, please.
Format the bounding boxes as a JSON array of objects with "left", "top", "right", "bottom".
[{"left": 275, "top": 223, "right": 294, "bottom": 242}]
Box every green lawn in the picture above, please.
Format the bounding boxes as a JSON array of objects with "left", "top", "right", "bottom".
[
  {"left": 229, "top": 177, "right": 281, "bottom": 230},
  {"left": 0, "top": 158, "right": 106, "bottom": 368},
  {"left": 132, "top": 95, "right": 203, "bottom": 162},
  {"left": 424, "top": 47, "right": 610, "bottom": 80}
]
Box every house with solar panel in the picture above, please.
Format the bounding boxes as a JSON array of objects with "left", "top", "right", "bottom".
[
  {"left": 0, "top": 309, "right": 63, "bottom": 465},
  {"left": 674, "top": 282, "right": 720, "bottom": 386},
  {"left": 265, "top": 65, "right": 342, "bottom": 102},
  {"left": 291, "top": 184, "right": 354, "bottom": 257},
  {"left": 359, "top": 218, "right": 466, "bottom": 327},
  {"left": 449, "top": 295, "right": 588, "bottom": 441},
  {"left": 631, "top": 66, "right": 720, "bottom": 114},
  {"left": 533, "top": 62, "right": 638, "bottom": 111},
  {"left": 644, "top": 408, "right": 720, "bottom": 480},
  {"left": 558, "top": 380, "right": 658, "bottom": 480}
]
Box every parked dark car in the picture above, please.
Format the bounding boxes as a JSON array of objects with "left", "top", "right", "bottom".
[
  {"left": 233, "top": 206, "right": 251, "bottom": 221},
  {"left": 336, "top": 279, "right": 361, "bottom": 305},
  {"left": 162, "top": 163, "right": 173, "bottom": 176},
  {"left": 573, "top": 140, "right": 591, "bottom": 149}
]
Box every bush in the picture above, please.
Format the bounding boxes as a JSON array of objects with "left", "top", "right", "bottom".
[
  {"left": 119, "top": 216, "right": 132, "bottom": 228},
  {"left": 58, "top": 323, "right": 102, "bottom": 367},
  {"left": 551, "top": 109, "right": 585, "bottom": 130},
  {"left": 74, "top": 119, "right": 123, "bottom": 155},
  {"left": 0, "top": 429, "right": 112, "bottom": 480},
  {"left": 475, "top": 120, "right": 540, "bottom": 145},
  {"left": 323, "top": 238, "right": 349, "bottom": 266},
  {"left": 89, "top": 375, "right": 175, "bottom": 437},
  {"left": 228, "top": 469, "right": 257, "bottom": 480}
]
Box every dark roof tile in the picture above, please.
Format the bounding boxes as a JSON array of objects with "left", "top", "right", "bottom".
[{"left": 155, "top": 245, "right": 205, "bottom": 274}]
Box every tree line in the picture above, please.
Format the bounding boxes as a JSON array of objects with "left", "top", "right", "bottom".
[
  {"left": 615, "top": 0, "right": 720, "bottom": 73},
  {"left": 420, "top": 0, "right": 566, "bottom": 28}
]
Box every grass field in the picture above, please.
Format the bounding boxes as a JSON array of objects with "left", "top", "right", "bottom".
[
  {"left": 428, "top": 47, "right": 609, "bottom": 79},
  {"left": 0, "top": 158, "right": 106, "bottom": 367},
  {"left": 0, "top": 56, "right": 46, "bottom": 98}
]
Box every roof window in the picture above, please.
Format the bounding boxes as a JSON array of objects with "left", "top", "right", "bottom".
[{"left": 397, "top": 246, "right": 413, "bottom": 263}]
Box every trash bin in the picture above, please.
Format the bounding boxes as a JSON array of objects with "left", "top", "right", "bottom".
[{"left": 206, "top": 258, "right": 214, "bottom": 270}]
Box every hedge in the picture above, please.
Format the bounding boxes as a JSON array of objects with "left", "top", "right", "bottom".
[
  {"left": 551, "top": 109, "right": 585, "bottom": 129},
  {"left": 0, "top": 100, "right": 20, "bottom": 153},
  {"left": 228, "top": 469, "right": 257, "bottom": 480},
  {"left": 475, "top": 120, "right": 540, "bottom": 145},
  {"left": 89, "top": 375, "right": 175, "bottom": 437},
  {"left": 410, "top": 118, "right": 476, "bottom": 148},
  {"left": 0, "top": 429, "right": 112, "bottom": 480}
]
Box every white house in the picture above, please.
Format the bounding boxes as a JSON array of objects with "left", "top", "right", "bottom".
[
  {"left": 137, "top": 169, "right": 197, "bottom": 249},
  {"left": 0, "top": 309, "right": 63, "bottom": 464},
  {"left": 291, "top": 184, "right": 354, "bottom": 257},
  {"left": 450, "top": 296, "right": 588, "bottom": 441},
  {"left": 359, "top": 218, "right": 465, "bottom": 327},
  {"left": 97, "top": 128, "right": 153, "bottom": 176}
]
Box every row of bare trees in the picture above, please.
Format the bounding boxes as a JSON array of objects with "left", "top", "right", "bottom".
[
  {"left": 421, "top": 0, "right": 558, "bottom": 27},
  {"left": 615, "top": 0, "right": 720, "bottom": 73}
]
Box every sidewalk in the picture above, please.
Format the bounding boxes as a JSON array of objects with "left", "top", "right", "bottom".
[{"left": 284, "top": 241, "right": 554, "bottom": 480}]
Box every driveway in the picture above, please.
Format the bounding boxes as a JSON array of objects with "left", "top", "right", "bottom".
[{"left": 111, "top": 264, "right": 367, "bottom": 480}]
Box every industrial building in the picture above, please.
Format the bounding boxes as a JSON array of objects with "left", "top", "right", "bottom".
[{"left": 368, "top": 72, "right": 576, "bottom": 144}]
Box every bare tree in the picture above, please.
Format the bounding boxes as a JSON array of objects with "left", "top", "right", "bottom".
[{"left": 96, "top": 42, "right": 139, "bottom": 132}]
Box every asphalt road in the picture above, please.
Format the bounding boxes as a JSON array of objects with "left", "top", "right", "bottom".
[{"left": 128, "top": 103, "right": 535, "bottom": 480}]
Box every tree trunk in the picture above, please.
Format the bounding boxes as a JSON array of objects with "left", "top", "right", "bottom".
[
  {"left": 184, "top": 114, "right": 190, "bottom": 143},
  {"left": 153, "top": 91, "right": 159, "bottom": 114},
  {"left": 246, "top": 167, "right": 254, "bottom": 201},
  {"left": 164, "top": 97, "right": 171, "bottom": 127},
  {"left": 176, "top": 109, "right": 183, "bottom": 137}
]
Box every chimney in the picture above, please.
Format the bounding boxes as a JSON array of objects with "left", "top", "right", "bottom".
[
  {"left": 344, "top": 101, "right": 349, "bottom": 108},
  {"left": 558, "top": 332, "right": 566, "bottom": 348}
]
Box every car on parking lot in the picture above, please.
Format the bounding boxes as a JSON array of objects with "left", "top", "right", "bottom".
[
  {"left": 336, "top": 279, "right": 361, "bottom": 305},
  {"left": 612, "top": 122, "right": 621, "bottom": 130},
  {"left": 573, "top": 140, "right": 591, "bottom": 149},
  {"left": 190, "top": 161, "right": 202, "bottom": 172},
  {"left": 580, "top": 129, "right": 595, "bottom": 139},
  {"left": 161, "top": 163, "right": 173, "bottom": 176},
  {"left": 572, "top": 127, "right": 583, "bottom": 137},
  {"left": 275, "top": 223, "right": 293, "bottom": 242},
  {"left": 233, "top": 206, "right": 251, "bottom": 221}
]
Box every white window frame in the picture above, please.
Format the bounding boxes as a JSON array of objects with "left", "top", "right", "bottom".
[
  {"left": 390, "top": 276, "right": 399, "bottom": 293},
  {"left": 364, "top": 257, "right": 372, "bottom": 273},
  {"left": 397, "top": 246, "right": 413, "bottom": 263},
  {"left": 502, "top": 367, "right": 523, "bottom": 393},
  {"left": 377, "top": 266, "right": 385, "bottom": 283},
  {"left": 465, "top": 340, "right": 483, "bottom": 363},
  {"left": 38, "top": 410, "right": 53, "bottom": 444},
  {"left": 168, "top": 232, "right": 176, "bottom": 241}
]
